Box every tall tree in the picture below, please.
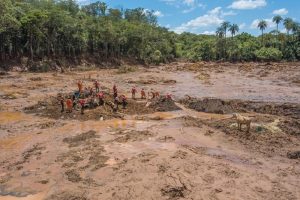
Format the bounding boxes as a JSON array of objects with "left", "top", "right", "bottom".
[
  {"left": 221, "top": 21, "right": 230, "bottom": 39},
  {"left": 284, "top": 18, "right": 294, "bottom": 35},
  {"left": 273, "top": 15, "right": 283, "bottom": 34},
  {"left": 216, "top": 27, "right": 224, "bottom": 38},
  {"left": 229, "top": 24, "right": 239, "bottom": 38},
  {"left": 258, "top": 20, "right": 267, "bottom": 45}
]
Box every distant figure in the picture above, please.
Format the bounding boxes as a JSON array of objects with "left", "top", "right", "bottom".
[
  {"left": 87, "top": 86, "right": 93, "bottom": 96},
  {"left": 121, "top": 95, "right": 128, "bottom": 109},
  {"left": 114, "top": 96, "right": 119, "bottom": 109},
  {"left": 155, "top": 91, "right": 160, "bottom": 98},
  {"left": 141, "top": 88, "right": 146, "bottom": 99},
  {"left": 113, "top": 84, "right": 118, "bottom": 99},
  {"left": 97, "top": 92, "right": 104, "bottom": 106},
  {"left": 58, "top": 95, "right": 65, "bottom": 113},
  {"left": 77, "top": 80, "right": 83, "bottom": 93},
  {"left": 150, "top": 89, "right": 156, "bottom": 99},
  {"left": 166, "top": 93, "right": 172, "bottom": 100},
  {"left": 66, "top": 98, "right": 73, "bottom": 113},
  {"left": 131, "top": 87, "right": 137, "bottom": 99},
  {"left": 94, "top": 80, "right": 100, "bottom": 93},
  {"left": 232, "top": 113, "right": 251, "bottom": 133},
  {"left": 79, "top": 99, "right": 86, "bottom": 115}
]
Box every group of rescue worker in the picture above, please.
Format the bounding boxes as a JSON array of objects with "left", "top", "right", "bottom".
[{"left": 58, "top": 80, "right": 170, "bottom": 115}]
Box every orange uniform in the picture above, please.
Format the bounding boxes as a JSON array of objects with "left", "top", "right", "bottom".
[
  {"left": 141, "top": 89, "right": 146, "bottom": 99},
  {"left": 66, "top": 99, "right": 73, "bottom": 112},
  {"left": 78, "top": 81, "right": 83, "bottom": 92}
]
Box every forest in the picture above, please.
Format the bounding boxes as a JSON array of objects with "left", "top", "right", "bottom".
[{"left": 1, "top": 0, "right": 300, "bottom": 70}]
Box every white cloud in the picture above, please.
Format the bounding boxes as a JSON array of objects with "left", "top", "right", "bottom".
[
  {"left": 173, "top": 7, "right": 224, "bottom": 33},
  {"left": 222, "top": 10, "right": 237, "bottom": 16},
  {"left": 250, "top": 18, "right": 276, "bottom": 29},
  {"left": 183, "top": 0, "right": 195, "bottom": 6},
  {"left": 144, "top": 9, "right": 164, "bottom": 17},
  {"left": 153, "top": 11, "right": 164, "bottom": 17},
  {"left": 239, "top": 23, "right": 246, "bottom": 29},
  {"left": 201, "top": 31, "right": 215, "bottom": 35},
  {"left": 272, "top": 8, "right": 288, "bottom": 15},
  {"left": 162, "top": 0, "right": 205, "bottom": 10},
  {"left": 228, "top": 0, "right": 267, "bottom": 10}
]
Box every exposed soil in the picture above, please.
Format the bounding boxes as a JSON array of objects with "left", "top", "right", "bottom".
[
  {"left": 0, "top": 62, "right": 300, "bottom": 200},
  {"left": 181, "top": 97, "right": 300, "bottom": 119}
]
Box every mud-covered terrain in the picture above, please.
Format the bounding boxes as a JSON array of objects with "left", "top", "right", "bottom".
[{"left": 0, "top": 62, "right": 299, "bottom": 200}]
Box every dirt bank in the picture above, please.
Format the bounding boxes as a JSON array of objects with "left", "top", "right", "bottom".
[{"left": 180, "top": 97, "right": 300, "bottom": 119}]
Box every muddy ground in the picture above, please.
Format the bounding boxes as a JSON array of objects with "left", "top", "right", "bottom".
[{"left": 0, "top": 62, "right": 299, "bottom": 200}]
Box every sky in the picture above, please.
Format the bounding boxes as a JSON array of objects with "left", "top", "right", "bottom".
[{"left": 77, "top": 0, "right": 299, "bottom": 35}]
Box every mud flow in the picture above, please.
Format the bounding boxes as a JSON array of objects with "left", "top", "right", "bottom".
[{"left": 0, "top": 63, "right": 300, "bottom": 200}]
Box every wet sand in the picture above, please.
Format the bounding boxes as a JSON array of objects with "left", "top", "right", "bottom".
[{"left": 0, "top": 62, "right": 299, "bottom": 200}]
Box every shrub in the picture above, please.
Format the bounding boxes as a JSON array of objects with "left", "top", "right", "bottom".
[{"left": 255, "top": 47, "right": 283, "bottom": 61}]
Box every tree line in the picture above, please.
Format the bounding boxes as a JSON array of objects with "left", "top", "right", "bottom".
[{"left": 0, "top": 0, "right": 300, "bottom": 71}]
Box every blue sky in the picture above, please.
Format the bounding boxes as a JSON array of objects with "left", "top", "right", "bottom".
[{"left": 77, "top": 0, "right": 299, "bottom": 35}]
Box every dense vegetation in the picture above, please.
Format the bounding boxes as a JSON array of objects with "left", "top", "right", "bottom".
[{"left": 1, "top": 0, "right": 300, "bottom": 70}]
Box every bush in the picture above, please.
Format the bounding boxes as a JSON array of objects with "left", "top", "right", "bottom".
[{"left": 255, "top": 47, "right": 283, "bottom": 61}]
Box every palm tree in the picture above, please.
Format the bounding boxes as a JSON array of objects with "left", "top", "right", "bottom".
[
  {"left": 291, "top": 22, "right": 300, "bottom": 40},
  {"left": 257, "top": 20, "right": 267, "bottom": 45},
  {"left": 216, "top": 26, "right": 224, "bottom": 38},
  {"left": 229, "top": 24, "right": 239, "bottom": 38},
  {"left": 272, "top": 15, "right": 283, "bottom": 34},
  {"left": 221, "top": 21, "right": 230, "bottom": 39},
  {"left": 284, "top": 18, "right": 294, "bottom": 35}
]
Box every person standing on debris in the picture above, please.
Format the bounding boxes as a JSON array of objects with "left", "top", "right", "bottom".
[
  {"left": 113, "top": 84, "right": 118, "bottom": 99},
  {"left": 94, "top": 80, "right": 100, "bottom": 93},
  {"left": 150, "top": 89, "right": 156, "bottom": 99},
  {"left": 58, "top": 95, "right": 65, "bottom": 113},
  {"left": 97, "top": 91, "right": 104, "bottom": 106},
  {"left": 89, "top": 86, "right": 94, "bottom": 96},
  {"left": 131, "top": 86, "right": 137, "bottom": 99},
  {"left": 114, "top": 95, "right": 119, "bottom": 109},
  {"left": 66, "top": 98, "right": 73, "bottom": 113},
  {"left": 166, "top": 93, "right": 172, "bottom": 100},
  {"left": 77, "top": 80, "right": 83, "bottom": 93},
  {"left": 141, "top": 88, "right": 146, "bottom": 99},
  {"left": 79, "top": 98, "right": 86, "bottom": 114},
  {"left": 121, "top": 95, "right": 128, "bottom": 109},
  {"left": 155, "top": 91, "right": 160, "bottom": 98}
]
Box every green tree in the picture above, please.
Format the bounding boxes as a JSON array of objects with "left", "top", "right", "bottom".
[
  {"left": 258, "top": 20, "right": 267, "bottom": 45},
  {"left": 273, "top": 15, "right": 283, "bottom": 34},
  {"left": 284, "top": 18, "right": 294, "bottom": 35},
  {"left": 229, "top": 24, "right": 239, "bottom": 38}
]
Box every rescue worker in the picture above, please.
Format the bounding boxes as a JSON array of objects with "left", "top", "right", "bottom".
[
  {"left": 141, "top": 88, "right": 146, "bottom": 99},
  {"left": 79, "top": 98, "right": 86, "bottom": 115},
  {"left": 113, "top": 84, "right": 118, "bottom": 99},
  {"left": 155, "top": 91, "right": 160, "bottom": 98},
  {"left": 131, "top": 86, "right": 137, "bottom": 99},
  {"left": 94, "top": 80, "right": 100, "bottom": 93},
  {"left": 166, "top": 93, "right": 172, "bottom": 100},
  {"left": 121, "top": 95, "right": 128, "bottom": 109},
  {"left": 97, "top": 91, "right": 104, "bottom": 106},
  {"left": 114, "top": 95, "right": 119, "bottom": 109},
  {"left": 58, "top": 95, "right": 65, "bottom": 113},
  {"left": 89, "top": 86, "right": 94, "bottom": 96},
  {"left": 77, "top": 80, "right": 83, "bottom": 93},
  {"left": 66, "top": 98, "right": 73, "bottom": 113},
  {"left": 150, "top": 90, "right": 156, "bottom": 99}
]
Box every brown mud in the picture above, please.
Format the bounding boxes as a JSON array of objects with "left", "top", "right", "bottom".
[{"left": 0, "top": 62, "right": 300, "bottom": 200}]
